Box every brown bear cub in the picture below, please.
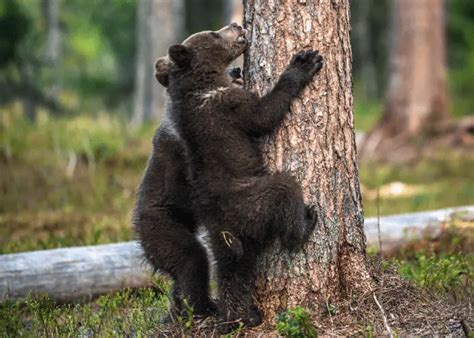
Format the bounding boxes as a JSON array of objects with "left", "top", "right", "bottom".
[
  {"left": 133, "top": 63, "right": 243, "bottom": 319},
  {"left": 134, "top": 23, "right": 323, "bottom": 332}
]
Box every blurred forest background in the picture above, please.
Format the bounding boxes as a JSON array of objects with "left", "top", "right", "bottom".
[
  {"left": 0, "top": 1, "right": 473, "bottom": 335},
  {"left": 0, "top": 0, "right": 473, "bottom": 253}
]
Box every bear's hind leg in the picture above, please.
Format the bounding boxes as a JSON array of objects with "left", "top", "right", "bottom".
[
  {"left": 235, "top": 172, "right": 316, "bottom": 251},
  {"left": 136, "top": 216, "right": 215, "bottom": 318},
  {"left": 172, "top": 238, "right": 217, "bottom": 317},
  {"left": 212, "top": 238, "right": 262, "bottom": 333}
]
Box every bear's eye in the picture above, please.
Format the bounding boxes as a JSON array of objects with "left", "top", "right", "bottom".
[{"left": 210, "top": 32, "right": 221, "bottom": 39}]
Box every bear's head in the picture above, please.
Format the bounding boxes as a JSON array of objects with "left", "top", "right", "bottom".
[{"left": 167, "top": 23, "right": 247, "bottom": 72}]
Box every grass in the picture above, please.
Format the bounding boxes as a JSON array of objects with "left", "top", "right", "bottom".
[
  {"left": 360, "top": 152, "right": 474, "bottom": 217},
  {"left": 0, "top": 110, "right": 473, "bottom": 335},
  {"left": 0, "top": 288, "right": 169, "bottom": 337},
  {"left": 0, "top": 107, "right": 155, "bottom": 254},
  {"left": 353, "top": 95, "right": 383, "bottom": 132},
  {"left": 397, "top": 254, "right": 473, "bottom": 297}
]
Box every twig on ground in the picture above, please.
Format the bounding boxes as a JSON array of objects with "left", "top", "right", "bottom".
[
  {"left": 373, "top": 292, "right": 393, "bottom": 337},
  {"left": 376, "top": 186, "right": 383, "bottom": 256}
]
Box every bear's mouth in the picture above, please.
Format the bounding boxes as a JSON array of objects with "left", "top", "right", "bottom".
[
  {"left": 221, "top": 23, "right": 247, "bottom": 45},
  {"left": 236, "top": 27, "right": 247, "bottom": 44}
]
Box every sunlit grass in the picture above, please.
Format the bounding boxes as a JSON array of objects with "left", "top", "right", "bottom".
[{"left": 360, "top": 152, "right": 474, "bottom": 216}]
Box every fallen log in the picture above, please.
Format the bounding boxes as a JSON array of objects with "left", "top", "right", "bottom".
[
  {"left": 364, "top": 205, "right": 474, "bottom": 252},
  {"left": 0, "top": 242, "right": 152, "bottom": 302},
  {"left": 1, "top": 206, "right": 473, "bottom": 302}
]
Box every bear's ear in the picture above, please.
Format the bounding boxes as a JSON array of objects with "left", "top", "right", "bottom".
[
  {"left": 168, "top": 44, "right": 192, "bottom": 67},
  {"left": 154, "top": 57, "right": 171, "bottom": 87}
]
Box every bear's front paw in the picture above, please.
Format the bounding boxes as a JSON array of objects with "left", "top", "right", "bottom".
[
  {"left": 228, "top": 67, "right": 242, "bottom": 80},
  {"left": 285, "top": 50, "right": 323, "bottom": 94},
  {"left": 228, "top": 67, "right": 244, "bottom": 87},
  {"left": 289, "top": 49, "right": 323, "bottom": 75}
]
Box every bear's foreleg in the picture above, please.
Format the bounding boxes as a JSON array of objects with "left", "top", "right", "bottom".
[{"left": 233, "top": 50, "right": 323, "bottom": 136}]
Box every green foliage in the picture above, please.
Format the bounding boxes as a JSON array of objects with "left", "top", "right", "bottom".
[
  {"left": 360, "top": 153, "right": 474, "bottom": 217},
  {"left": 0, "top": 0, "right": 29, "bottom": 67},
  {"left": 447, "top": 0, "right": 474, "bottom": 117},
  {"left": 0, "top": 0, "right": 137, "bottom": 113},
  {"left": 60, "top": 0, "right": 137, "bottom": 109},
  {"left": 352, "top": 0, "right": 474, "bottom": 123},
  {"left": 353, "top": 91, "right": 382, "bottom": 132},
  {"left": 397, "top": 254, "right": 473, "bottom": 296},
  {"left": 175, "top": 299, "right": 195, "bottom": 335},
  {"left": 276, "top": 306, "right": 317, "bottom": 338},
  {"left": 0, "top": 288, "right": 169, "bottom": 336}
]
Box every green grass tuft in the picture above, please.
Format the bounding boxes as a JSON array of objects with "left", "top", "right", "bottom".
[{"left": 276, "top": 306, "right": 318, "bottom": 338}]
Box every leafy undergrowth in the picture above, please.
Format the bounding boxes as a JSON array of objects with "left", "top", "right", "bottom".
[
  {"left": 390, "top": 221, "right": 474, "bottom": 300},
  {"left": 153, "top": 257, "right": 472, "bottom": 337}
]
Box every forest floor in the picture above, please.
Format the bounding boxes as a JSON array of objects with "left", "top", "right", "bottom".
[{"left": 0, "top": 111, "right": 473, "bottom": 336}]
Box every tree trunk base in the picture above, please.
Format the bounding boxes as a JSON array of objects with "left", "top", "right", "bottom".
[{"left": 155, "top": 256, "right": 471, "bottom": 336}]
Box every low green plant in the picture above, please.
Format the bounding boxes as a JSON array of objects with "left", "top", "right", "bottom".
[
  {"left": 276, "top": 306, "right": 317, "bottom": 338},
  {"left": 177, "top": 299, "right": 195, "bottom": 335},
  {"left": 397, "top": 254, "right": 473, "bottom": 296},
  {"left": 223, "top": 322, "right": 244, "bottom": 337}
]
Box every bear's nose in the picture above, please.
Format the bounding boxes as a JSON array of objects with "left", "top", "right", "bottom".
[{"left": 230, "top": 22, "right": 242, "bottom": 30}]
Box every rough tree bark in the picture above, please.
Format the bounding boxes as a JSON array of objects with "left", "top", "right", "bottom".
[
  {"left": 361, "top": 0, "right": 449, "bottom": 157},
  {"left": 243, "top": 0, "right": 373, "bottom": 322},
  {"left": 132, "top": 0, "right": 184, "bottom": 126}
]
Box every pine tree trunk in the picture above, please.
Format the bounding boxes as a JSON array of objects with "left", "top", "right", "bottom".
[
  {"left": 132, "top": 0, "right": 184, "bottom": 126},
  {"left": 243, "top": 0, "right": 373, "bottom": 322},
  {"left": 361, "top": 0, "right": 449, "bottom": 156}
]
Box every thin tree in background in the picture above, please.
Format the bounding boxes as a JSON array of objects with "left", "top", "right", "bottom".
[
  {"left": 362, "top": 0, "right": 449, "bottom": 157},
  {"left": 243, "top": 0, "right": 373, "bottom": 322},
  {"left": 132, "top": 0, "right": 184, "bottom": 126},
  {"left": 352, "top": 0, "right": 377, "bottom": 99},
  {"left": 42, "top": 0, "right": 61, "bottom": 98}
]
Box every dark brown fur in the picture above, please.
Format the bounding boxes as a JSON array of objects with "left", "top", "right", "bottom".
[
  {"left": 135, "top": 23, "right": 323, "bottom": 332},
  {"left": 134, "top": 62, "right": 244, "bottom": 318}
]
